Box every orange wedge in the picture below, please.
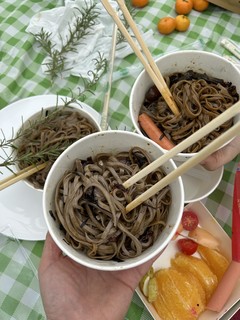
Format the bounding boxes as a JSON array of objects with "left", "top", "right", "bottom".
[
  {"left": 198, "top": 245, "right": 230, "bottom": 281},
  {"left": 153, "top": 268, "right": 206, "bottom": 320},
  {"left": 171, "top": 253, "right": 218, "bottom": 301}
]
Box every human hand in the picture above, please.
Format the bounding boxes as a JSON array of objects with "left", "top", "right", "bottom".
[
  {"left": 201, "top": 136, "right": 240, "bottom": 171},
  {"left": 38, "top": 233, "right": 157, "bottom": 320}
]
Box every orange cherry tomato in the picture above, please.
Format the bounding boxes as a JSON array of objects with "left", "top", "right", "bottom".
[
  {"left": 193, "top": 0, "right": 209, "bottom": 11},
  {"left": 157, "top": 17, "right": 176, "bottom": 35},
  {"left": 131, "top": 0, "right": 149, "bottom": 8},
  {"left": 175, "top": 0, "right": 193, "bottom": 15},
  {"left": 175, "top": 15, "right": 191, "bottom": 32}
]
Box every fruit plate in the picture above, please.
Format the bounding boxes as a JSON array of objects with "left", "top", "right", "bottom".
[{"left": 136, "top": 201, "right": 240, "bottom": 320}]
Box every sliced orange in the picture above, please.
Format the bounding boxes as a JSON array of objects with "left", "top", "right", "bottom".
[
  {"left": 198, "top": 245, "right": 230, "bottom": 281},
  {"left": 171, "top": 253, "right": 218, "bottom": 301},
  {"left": 153, "top": 267, "right": 206, "bottom": 319}
]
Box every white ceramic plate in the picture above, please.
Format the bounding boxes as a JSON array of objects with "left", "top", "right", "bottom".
[
  {"left": 0, "top": 95, "right": 101, "bottom": 241},
  {"left": 136, "top": 201, "right": 240, "bottom": 320},
  {"left": 175, "top": 162, "right": 224, "bottom": 203}
]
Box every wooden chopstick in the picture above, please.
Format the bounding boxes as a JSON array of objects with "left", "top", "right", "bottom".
[
  {"left": 125, "top": 121, "right": 240, "bottom": 213},
  {"left": 123, "top": 100, "right": 240, "bottom": 189},
  {"left": 101, "top": 0, "right": 180, "bottom": 116},
  {"left": 100, "top": 22, "right": 118, "bottom": 130},
  {"left": 116, "top": 0, "right": 179, "bottom": 116},
  {"left": 0, "top": 162, "right": 48, "bottom": 191}
]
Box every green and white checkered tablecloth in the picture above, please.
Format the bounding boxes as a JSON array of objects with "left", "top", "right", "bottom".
[{"left": 0, "top": 0, "right": 240, "bottom": 319}]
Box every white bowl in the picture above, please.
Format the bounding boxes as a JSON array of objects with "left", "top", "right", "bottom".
[
  {"left": 130, "top": 50, "right": 240, "bottom": 162},
  {"left": 14, "top": 102, "right": 101, "bottom": 191},
  {"left": 43, "top": 130, "right": 184, "bottom": 271},
  {"left": 178, "top": 163, "right": 223, "bottom": 203}
]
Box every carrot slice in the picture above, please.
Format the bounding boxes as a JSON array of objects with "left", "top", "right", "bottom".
[{"left": 138, "top": 113, "right": 175, "bottom": 150}]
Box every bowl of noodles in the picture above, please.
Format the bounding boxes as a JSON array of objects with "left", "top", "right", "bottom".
[
  {"left": 43, "top": 130, "right": 184, "bottom": 271},
  {"left": 13, "top": 101, "right": 101, "bottom": 191},
  {"left": 130, "top": 50, "right": 240, "bottom": 162}
]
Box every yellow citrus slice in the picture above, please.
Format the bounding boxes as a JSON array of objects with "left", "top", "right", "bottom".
[
  {"left": 198, "top": 245, "right": 230, "bottom": 281},
  {"left": 153, "top": 267, "right": 206, "bottom": 319},
  {"left": 171, "top": 253, "right": 218, "bottom": 301}
]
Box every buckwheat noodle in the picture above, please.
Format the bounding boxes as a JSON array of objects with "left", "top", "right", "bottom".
[
  {"left": 53, "top": 147, "right": 171, "bottom": 261},
  {"left": 141, "top": 71, "right": 239, "bottom": 152},
  {"left": 17, "top": 107, "right": 98, "bottom": 189}
]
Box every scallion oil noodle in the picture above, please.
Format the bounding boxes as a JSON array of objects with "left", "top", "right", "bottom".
[
  {"left": 17, "top": 107, "right": 98, "bottom": 189},
  {"left": 141, "top": 71, "right": 239, "bottom": 152},
  {"left": 53, "top": 147, "right": 171, "bottom": 261}
]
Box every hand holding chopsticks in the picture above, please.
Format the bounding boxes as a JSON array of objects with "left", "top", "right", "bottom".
[
  {"left": 124, "top": 100, "right": 240, "bottom": 213},
  {"left": 101, "top": 0, "right": 180, "bottom": 116}
]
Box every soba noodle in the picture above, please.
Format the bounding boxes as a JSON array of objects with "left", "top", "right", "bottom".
[
  {"left": 17, "top": 107, "right": 98, "bottom": 189},
  {"left": 52, "top": 147, "right": 171, "bottom": 261},
  {"left": 141, "top": 71, "right": 239, "bottom": 152}
]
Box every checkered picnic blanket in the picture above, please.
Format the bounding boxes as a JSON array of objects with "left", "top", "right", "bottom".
[{"left": 0, "top": 0, "right": 240, "bottom": 319}]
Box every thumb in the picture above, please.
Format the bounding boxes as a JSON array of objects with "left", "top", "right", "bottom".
[
  {"left": 39, "top": 232, "right": 62, "bottom": 271},
  {"left": 201, "top": 137, "right": 240, "bottom": 171},
  {"left": 201, "top": 147, "right": 228, "bottom": 171}
]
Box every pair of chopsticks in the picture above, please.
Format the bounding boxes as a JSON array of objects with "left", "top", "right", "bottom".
[
  {"left": 123, "top": 100, "right": 240, "bottom": 213},
  {"left": 101, "top": 0, "right": 180, "bottom": 117},
  {"left": 0, "top": 162, "right": 48, "bottom": 191}
]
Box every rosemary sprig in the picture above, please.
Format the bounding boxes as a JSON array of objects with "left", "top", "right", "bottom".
[
  {"left": 0, "top": 49, "right": 107, "bottom": 175},
  {"left": 65, "top": 52, "right": 108, "bottom": 103},
  {"left": 0, "top": 130, "right": 16, "bottom": 173},
  {"left": 0, "top": 96, "right": 85, "bottom": 174},
  {"left": 0, "top": 107, "right": 65, "bottom": 173},
  {"left": 33, "top": 1, "right": 100, "bottom": 80}
]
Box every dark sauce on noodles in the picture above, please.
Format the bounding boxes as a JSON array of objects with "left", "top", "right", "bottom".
[
  {"left": 52, "top": 147, "right": 171, "bottom": 261},
  {"left": 140, "top": 70, "right": 239, "bottom": 152},
  {"left": 16, "top": 107, "right": 98, "bottom": 189}
]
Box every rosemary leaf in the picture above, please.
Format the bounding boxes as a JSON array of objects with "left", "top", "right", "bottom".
[{"left": 33, "top": 1, "right": 99, "bottom": 80}]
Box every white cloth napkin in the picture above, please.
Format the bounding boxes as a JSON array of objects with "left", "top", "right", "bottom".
[{"left": 26, "top": 0, "right": 155, "bottom": 78}]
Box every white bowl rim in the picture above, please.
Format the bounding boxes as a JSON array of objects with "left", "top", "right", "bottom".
[
  {"left": 129, "top": 50, "right": 240, "bottom": 159},
  {"left": 13, "top": 103, "right": 101, "bottom": 192},
  {"left": 43, "top": 130, "right": 185, "bottom": 271}
]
